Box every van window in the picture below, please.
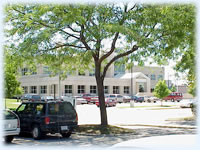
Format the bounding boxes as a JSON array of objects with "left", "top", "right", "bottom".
[{"left": 48, "top": 102, "right": 75, "bottom": 115}]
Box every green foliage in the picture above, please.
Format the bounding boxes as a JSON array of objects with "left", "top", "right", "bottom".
[
  {"left": 4, "top": 4, "right": 195, "bottom": 73},
  {"left": 154, "top": 80, "right": 171, "bottom": 100},
  {"left": 170, "top": 85, "right": 177, "bottom": 92},
  {"left": 4, "top": 49, "right": 23, "bottom": 98},
  {"left": 175, "top": 46, "right": 196, "bottom": 96}
]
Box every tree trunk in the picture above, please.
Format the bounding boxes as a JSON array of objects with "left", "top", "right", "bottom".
[
  {"left": 96, "top": 76, "right": 108, "bottom": 126},
  {"left": 95, "top": 62, "right": 108, "bottom": 126}
]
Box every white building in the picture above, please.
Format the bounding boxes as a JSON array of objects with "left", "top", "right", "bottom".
[{"left": 19, "top": 64, "right": 165, "bottom": 97}]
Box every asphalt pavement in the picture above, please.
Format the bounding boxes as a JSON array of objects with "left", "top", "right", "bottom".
[{"left": 4, "top": 101, "right": 197, "bottom": 148}]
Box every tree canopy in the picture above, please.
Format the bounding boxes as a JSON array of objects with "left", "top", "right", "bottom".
[{"left": 4, "top": 3, "right": 195, "bottom": 125}]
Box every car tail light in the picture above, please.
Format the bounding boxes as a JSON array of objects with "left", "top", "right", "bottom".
[
  {"left": 45, "top": 117, "right": 50, "bottom": 125},
  {"left": 17, "top": 119, "right": 20, "bottom": 128},
  {"left": 76, "top": 112, "right": 78, "bottom": 122}
]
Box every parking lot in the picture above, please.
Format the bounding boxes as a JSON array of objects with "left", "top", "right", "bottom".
[{"left": 6, "top": 101, "right": 196, "bottom": 147}]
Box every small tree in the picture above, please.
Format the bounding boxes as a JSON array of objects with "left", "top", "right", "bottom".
[
  {"left": 154, "top": 80, "right": 171, "bottom": 106},
  {"left": 4, "top": 49, "right": 23, "bottom": 99},
  {"left": 170, "top": 85, "right": 177, "bottom": 92}
]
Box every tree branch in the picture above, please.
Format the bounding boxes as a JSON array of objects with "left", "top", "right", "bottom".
[
  {"left": 102, "top": 45, "right": 138, "bottom": 79},
  {"left": 80, "top": 25, "right": 91, "bottom": 50},
  {"left": 99, "top": 32, "right": 119, "bottom": 63}
]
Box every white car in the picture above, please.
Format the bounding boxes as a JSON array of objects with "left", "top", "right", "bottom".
[
  {"left": 107, "top": 94, "right": 123, "bottom": 103},
  {"left": 144, "top": 96, "right": 159, "bottom": 103},
  {"left": 73, "top": 96, "right": 87, "bottom": 105},
  {"left": 180, "top": 99, "right": 196, "bottom": 108},
  {"left": 4, "top": 110, "right": 20, "bottom": 143}
]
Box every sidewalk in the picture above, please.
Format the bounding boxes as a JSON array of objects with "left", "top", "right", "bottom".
[{"left": 112, "top": 134, "right": 197, "bottom": 149}]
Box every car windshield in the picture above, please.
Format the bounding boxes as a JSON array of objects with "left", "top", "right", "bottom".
[
  {"left": 48, "top": 102, "right": 75, "bottom": 115},
  {"left": 32, "top": 95, "right": 41, "bottom": 100},
  {"left": 109, "top": 95, "right": 115, "bottom": 98}
]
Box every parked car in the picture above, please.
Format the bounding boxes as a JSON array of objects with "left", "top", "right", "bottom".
[
  {"left": 89, "top": 96, "right": 99, "bottom": 104},
  {"left": 123, "top": 95, "right": 132, "bottom": 103},
  {"left": 41, "top": 96, "right": 54, "bottom": 101},
  {"left": 191, "top": 100, "right": 197, "bottom": 116},
  {"left": 79, "top": 93, "right": 93, "bottom": 103},
  {"left": 96, "top": 98, "right": 117, "bottom": 107},
  {"left": 180, "top": 99, "right": 195, "bottom": 108},
  {"left": 4, "top": 109, "right": 20, "bottom": 143},
  {"left": 144, "top": 96, "right": 159, "bottom": 103},
  {"left": 107, "top": 94, "right": 123, "bottom": 103},
  {"left": 73, "top": 96, "right": 87, "bottom": 105},
  {"left": 131, "top": 95, "right": 144, "bottom": 103},
  {"left": 15, "top": 100, "right": 78, "bottom": 140},
  {"left": 163, "top": 92, "right": 183, "bottom": 102},
  {"left": 21, "top": 94, "right": 41, "bottom": 101}
]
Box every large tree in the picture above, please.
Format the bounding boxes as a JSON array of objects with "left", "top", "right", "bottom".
[{"left": 5, "top": 4, "right": 195, "bottom": 125}]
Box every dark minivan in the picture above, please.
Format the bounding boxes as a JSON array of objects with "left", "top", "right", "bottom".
[{"left": 15, "top": 100, "right": 78, "bottom": 140}]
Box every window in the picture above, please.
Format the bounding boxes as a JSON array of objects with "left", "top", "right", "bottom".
[
  {"left": 90, "top": 86, "right": 97, "bottom": 94},
  {"left": 30, "top": 86, "right": 37, "bottom": 94},
  {"left": 113, "top": 86, "right": 120, "bottom": 94},
  {"left": 151, "top": 74, "right": 156, "bottom": 80},
  {"left": 65, "top": 85, "right": 72, "bottom": 94},
  {"left": 40, "top": 86, "right": 47, "bottom": 94},
  {"left": 104, "top": 86, "right": 109, "bottom": 94},
  {"left": 43, "top": 66, "right": 51, "bottom": 74},
  {"left": 124, "top": 86, "right": 130, "bottom": 94},
  {"left": 22, "top": 86, "right": 28, "bottom": 94},
  {"left": 89, "top": 69, "right": 95, "bottom": 76},
  {"left": 158, "top": 75, "right": 163, "bottom": 80},
  {"left": 78, "top": 85, "right": 85, "bottom": 94},
  {"left": 139, "top": 85, "right": 144, "bottom": 92},
  {"left": 114, "top": 63, "right": 125, "bottom": 76},
  {"left": 21, "top": 68, "right": 28, "bottom": 76}
]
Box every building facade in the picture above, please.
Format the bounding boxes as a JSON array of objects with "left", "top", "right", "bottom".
[{"left": 19, "top": 64, "right": 165, "bottom": 97}]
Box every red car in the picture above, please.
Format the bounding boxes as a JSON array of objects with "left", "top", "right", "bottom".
[
  {"left": 79, "top": 93, "right": 93, "bottom": 103},
  {"left": 96, "top": 98, "right": 117, "bottom": 107},
  {"left": 163, "top": 92, "right": 183, "bottom": 102}
]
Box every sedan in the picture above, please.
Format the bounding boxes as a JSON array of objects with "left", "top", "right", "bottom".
[
  {"left": 4, "top": 109, "right": 20, "bottom": 143},
  {"left": 123, "top": 96, "right": 132, "bottom": 103},
  {"left": 96, "top": 98, "right": 117, "bottom": 107},
  {"left": 73, "top": 96, "right": 87, "bottom": 105},
  {"left": 180, "top": 99, "right": 196, "bottom": 108}
]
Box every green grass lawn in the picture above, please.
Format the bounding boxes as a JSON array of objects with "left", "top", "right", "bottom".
[{"left": 4, "top": 99, "right": 21, "bottom": 110}]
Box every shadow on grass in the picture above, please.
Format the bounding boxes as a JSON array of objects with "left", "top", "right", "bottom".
[{"left": 74, "top": 124, "right": 136, "bottom": 135}]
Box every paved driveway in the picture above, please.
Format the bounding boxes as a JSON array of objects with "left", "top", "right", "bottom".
[
  {"left": 76, "top": 103, "right": 194, "bottom": 126},
  {"left": 5, "top": 102, "right": 197, "bottom": 147}
]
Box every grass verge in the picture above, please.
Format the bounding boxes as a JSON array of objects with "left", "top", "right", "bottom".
[
  {"left": 4, "top": 99, "right": 21, "bottom": 110},
  {"left": 166, "top": 116, "right": 196, "bottom": 121},
  {"left": 74, "top": 124, "right": 136, "bottom": 135}
]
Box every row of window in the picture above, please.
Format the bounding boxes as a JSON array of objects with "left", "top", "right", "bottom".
[
  {"left": 22, "top": 85, "right": 131, "bottom": 95},
  {"left": 145, "top": 74, "right": 163, "bottom": 81},
  {"left": 21, "top": 67, "right": 163, "bottom": 81}
]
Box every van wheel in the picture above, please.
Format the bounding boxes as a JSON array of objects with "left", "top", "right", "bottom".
[
  {"left": 5, "top": 136, "right": 14, "bottom": 143},
  {"left": 32, "top": 125, "right": 43, "bottom": 140},
  {"left": 61, "top": 131, "right": 72, "bottom": 138}
]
